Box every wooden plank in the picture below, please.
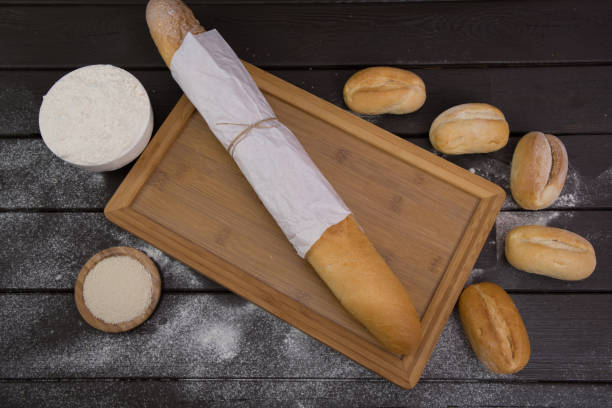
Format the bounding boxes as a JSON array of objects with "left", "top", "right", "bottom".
[
  {"left": 277, "top": 66, "right": 612, "bottom": 137},
  {"left": 0, "top": 138, "right": 128, "bottom": 210},
  {"left": 1, "top": 210, "right": 608, "bottom": 292},
  {"left": 0, "top": 293, "right": 610, "bottom": 381},
  {"left": 2, "top": 2, "right": 612, "bottom": 68},
  {"left": 1, "top": 380, "right": 611, "bottom": 408},
  {"left": 2, "top": 135, "right": 609, "bottom": 210},
  {"left": 3, "top": 66, "right": 612, "bottom": 137},
  {"left": 0, "top": 213, "right": 219, "bottom": 290}
]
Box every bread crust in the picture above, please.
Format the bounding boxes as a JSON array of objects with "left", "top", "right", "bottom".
[
  {"left": 306, "top": 216, "right": 422, "bottom": 355},
  {"left": 505, "top": 225, "right": 596, "bottom": 280},
  {"left": 343, "top": 67, "right": 426, "bottom": 115},
  {"left": 458, "top": 282, "right": 530, "bottom": 374},
  {"left": 429, "top": 103, "right": 509, "bottom": 154},
  {"left": 146, "top": 0, "right": 205, "bottom": 67},
  {"left": 510, "top": 131, "right": 568, "bottom": 210},
  {"left": 146, "top": 0, "right": 422, "bottom": 355}
]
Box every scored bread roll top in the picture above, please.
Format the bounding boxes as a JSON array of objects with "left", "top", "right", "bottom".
[
  {"left": 510, "top": 131, "right": 568, "bottom": 210},
  {"left": 306, "top": 216, "right": 422, "bottom": 354},
  {"left": 429, "top": 103, "right": 509, "bottom": 155},
  {"left": 343, "top": 67, "right": 426, "bottom": 115},
  {"left": 505, "top": 225, "right": 596, "bottom": 281},
  {"left": 146, "top": 0, "right": 422, "bottom": 356},
  {"left": 458, "top": 282, "right": 530, "bottom": 374}
]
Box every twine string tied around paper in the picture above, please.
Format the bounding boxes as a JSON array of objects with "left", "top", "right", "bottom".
[{"left": 217, "top": 117, "right": 281, "bottom": 157}]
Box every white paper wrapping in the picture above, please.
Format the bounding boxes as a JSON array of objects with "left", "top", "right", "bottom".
[{"left": 170, "top": 30, "right": 351, "bottom": 257}]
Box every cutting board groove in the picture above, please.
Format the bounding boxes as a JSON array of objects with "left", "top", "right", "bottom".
[{"left": 105, "top": 62, "right": 504, "bottom": 388}]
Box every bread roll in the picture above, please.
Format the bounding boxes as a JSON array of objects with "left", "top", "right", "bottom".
[
  {"left": 510, "top": 131, "right": 568, "bottom": 210},
  {"left": 505, "top": 225, "right": 596, "bottom": 281},
  {"left": 146, "top": 0, "right": 422, "bottom": 355},
  {"left": 429, "top": 103, "right": 509, "bottom": 155},
  {"left": 343, "top": 67, "right": 426, "bottom": 115},
  {"left": 458, "top": 282, "right": 530, "bottom": 374}
]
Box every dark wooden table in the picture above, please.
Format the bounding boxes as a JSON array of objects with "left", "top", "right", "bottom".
[{"left": 1, "top": 1, "right": 612, "bottom": 406}]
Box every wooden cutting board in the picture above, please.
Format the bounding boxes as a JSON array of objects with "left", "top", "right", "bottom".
[{"left": 105, "top": 62, "right": 505, "bottom": 389}]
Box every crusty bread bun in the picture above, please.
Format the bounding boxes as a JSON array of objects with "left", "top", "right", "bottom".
[
  {"left": 343, "top": 67, "right": 426, "bottom": 115},
  {"left": 505, "top": 225, "right": 596, "bottom": 281},
  {"left": 510, "top": 131, "right": 568, "bottom": 210},
  {"left": 429, "top": 103, "right": 509, "bottom": 155},
  {"left": 146, "top": 0, "right": 422, "bottom": 356},
  {"left": 458, "top": 282, "right": 530, "bottom": 374}
]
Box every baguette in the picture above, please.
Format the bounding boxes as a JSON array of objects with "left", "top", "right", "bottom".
[
  {"left": 458, "top": 282, "right": 530, "bottom": 374},
  {"left": 510, "top": 131, "right": 568, "bottom": 210},
  {"left": 146, "top": 0, "right": 422, "bottom": 355},
  {"left": 505, "top": 225, "right": 596, "bottom": 280}
]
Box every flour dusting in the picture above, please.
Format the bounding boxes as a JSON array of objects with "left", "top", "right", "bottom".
[
  {"left": 465, "top": 268, "right": 485, "bottom": 286},
  {"left": 0, "top": 85, "right": 38, "bottom": 135},
  {"left": 196, "top": 323, "right": 240, "bottom": 361},
  {"left": 537, "top": 166, "right": 611, "bottom": 209},
  {"left": 466, "top": 156, "right": 611, "bottom": 210}
]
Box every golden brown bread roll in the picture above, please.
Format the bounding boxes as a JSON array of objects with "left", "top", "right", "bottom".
[
  {"left": 429, "top": 103, "right": 509, "bottom": 155},
  {"left": 458, "top": 282, "right": 530, "bottom": 374},
  {"left": 306, "top": 216, "right": 422, "bottom": 354},
  {"left": 343, "top": 67, "right": 426, "bottom": 115},
  {"left": 510, "top": 131, "right": 568, "bottom": 210},
  {"left": 505, "top": 225, "right": 596, "bottom": 281},
  {"left": 146, "top": 0, "right": 422, "bottom": 355}
]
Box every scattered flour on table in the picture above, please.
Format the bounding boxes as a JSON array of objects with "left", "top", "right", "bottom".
[
  {"left": 469, "top": 160, "right": 612, "bottom": 210},
  {"left": 554, "top": 167, "right": 583, "bottom": 208},
  {"left": 423, "top": 312, "right": 502, "bottom": 380},
  {"left": 0, "top": 86, "right": 37, "bottom": 135},
  {"left": 195, "top": 322, "right": 240, "bottom": 361},
  {"left": 548, "top": 166, "right": 612, "bottom": 208},
  {"left": 20, "top": 295, "right": 261, "bottom": 377},
  {"left": 464, "top": 268, "right": 485, "bottom": 286},
  {"left": 461, "top": 157, "right": 514, "bottom": 208},
  {"left": 153, "top": 296, "right": 250, "bottom": 364},
  {"left": 136, "top": 245, "right": 209, "bottom": 288},
  {"left": 282, "top": 326, "right": 368, "bottom": 377},
  {"left": 468, "top": 158, "right": 510, "bottom": 185}
]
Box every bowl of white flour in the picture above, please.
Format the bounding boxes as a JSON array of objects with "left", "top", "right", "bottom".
[{"left": 39, "top": 65, "right": 153, "bottom": 171}]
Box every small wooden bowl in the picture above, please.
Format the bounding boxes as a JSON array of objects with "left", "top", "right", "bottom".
[{"left": 74, "top": 246, "right": 161, "bottom": 333}]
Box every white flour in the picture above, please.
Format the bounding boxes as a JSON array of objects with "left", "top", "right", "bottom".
[{"left": 39, "top": 65, "right": 153, "bottom": 170}]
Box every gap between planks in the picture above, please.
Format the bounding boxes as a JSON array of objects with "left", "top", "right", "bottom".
[
  {"left": 1, "top": 289, "right": 611, "bottom": 295},
  {"left": 0, "top": 377, "right": 611, "bottom": 385},
  {"left": 3, "top": 62, "right": 612, "bottom": 71}
]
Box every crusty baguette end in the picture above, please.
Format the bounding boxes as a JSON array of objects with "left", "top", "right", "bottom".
[{"left": 146, "top": 0, "right": 205, "bottom": 67}]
